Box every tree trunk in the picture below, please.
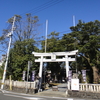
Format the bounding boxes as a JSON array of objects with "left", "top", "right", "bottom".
[{"left": 92, "top": 66, "right": 99, "bottom": 83}]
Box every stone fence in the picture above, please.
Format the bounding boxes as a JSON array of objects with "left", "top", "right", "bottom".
[
  {"left": 1, "top": 80, "right": 100, "bottom": 93},
  {"left": 0, "top": 80, "right": 38, "bottom": 94},
  {"left": 4, "top": 80, "right": 35, "bottom": 88},
  {"left": 68, "top": 82, "right": 100, "bottom": 93},
  {"left": 79, "top": 83, "right": 100, "bottom": 93}
]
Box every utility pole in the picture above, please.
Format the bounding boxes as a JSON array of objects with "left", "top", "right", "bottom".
[
  {"left": 26, "top": 61, "right": 32, "bottom": 93},
  {"left": 1, "top": 16, "right": 16, "bottom": 90}
]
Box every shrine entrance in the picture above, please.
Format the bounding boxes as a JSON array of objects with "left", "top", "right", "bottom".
[{"left": 32, "top": 50, "right": 78, "bottom": 91}]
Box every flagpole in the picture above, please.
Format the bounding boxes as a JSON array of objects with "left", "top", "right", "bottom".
[
  {"left": 73, "top": 15, "right": 75, "bottom": 27},
  {"left": 45, "top": 20, "right": 48, "bottom": 53}
]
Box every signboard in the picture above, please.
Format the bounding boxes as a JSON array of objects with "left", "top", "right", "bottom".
[
  {"left": 82, "top": 70, "right": 86, "bottom": 82},
  {"left": 71, "top": 79, "right": 79, "bottom": 91},
  {"left": 32, "top": 71, "right": 35, "bottom": 81},
  {"left": 68, "top": 70, "right": 72, "bottom": 82},
  {"left": 22, "top": 71, "right": 26, "bottom": 81}
]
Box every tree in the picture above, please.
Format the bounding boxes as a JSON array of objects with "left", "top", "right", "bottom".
[
  {"left": 7, "top": 39, "right": 39, "bottom": 80},
  {"left": 60, "top": 33, "right": 77, "bottom": 51},
  {"left": 41, "top": 31, "right": 61, "bottom": 52},
  {"left": 68, "top": 20, "right": 100, "bottom": 83}
]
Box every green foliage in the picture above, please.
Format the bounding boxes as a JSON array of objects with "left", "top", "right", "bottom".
[
  {"left": 60, "top": 33, "right": 77, "bottom": 51},
  {"left": 41, "top": 31, "right": 61, "bottom": 52},
  {"left": 70, "top": 20, "right": 100, "bottom": 64},
  {"left": 69, "top": 20, "right": 100, "bottom": 82},
  {"left": 7, "top": 39, "right": 39, "bottom": 80}
]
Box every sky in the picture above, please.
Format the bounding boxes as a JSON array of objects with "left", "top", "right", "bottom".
[{"left": 0, "top": 0, "right": 100, "bottom": 57}]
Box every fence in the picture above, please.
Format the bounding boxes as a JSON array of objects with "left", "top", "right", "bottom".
[
  {"left": 68, "top": 83, "right": 100, "bottom": 99},
  {"left": 68, "top": 83, "right": 100, "bottom": 93},
  {"left": 79, "top": 83, "right": 100, "bottom": 93},
  {"left": 3, "top": 80, "right": 35, "bottom": 88},
  {"left": 1, "top": 80, "right": 100, "bottom": 93}
]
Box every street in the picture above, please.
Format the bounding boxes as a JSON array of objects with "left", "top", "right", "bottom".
[
  {"left": 0, "top": 91, "right": 26, "bottom": 100},
  {"left": 0, "top": 90, "right": 96, "bottom": 100},
  {"left": 0, "top": 90, "right": 70, "bottom": 100}
]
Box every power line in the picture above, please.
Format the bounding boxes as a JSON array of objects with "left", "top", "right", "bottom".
[
  {"left": 20, "top": 0, "right": 64, "bottom": 17},
  {"left": 2, "top": 0, "right": 64, "bottom": 36},
  {"left": 20, "top": 0, "right": 54, "bottom": 16},
  {"left": 1, "top": 0, "right": 64, "bottom": 29}
]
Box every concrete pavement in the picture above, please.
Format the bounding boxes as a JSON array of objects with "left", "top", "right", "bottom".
[
  {"left": 35, "top": 90, "right": 67, "bottom": 98},
  {"left": 35, "top": 83, "right": 67, "bottom": 97}
]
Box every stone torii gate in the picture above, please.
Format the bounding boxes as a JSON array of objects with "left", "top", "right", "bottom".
[{"left": 32, "top": 50, "right": 78, "bottom": 91}]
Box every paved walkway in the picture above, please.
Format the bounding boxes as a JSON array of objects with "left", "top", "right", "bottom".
[{"left": 35, "top": 83, "right": 68, "bottom": 97}]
